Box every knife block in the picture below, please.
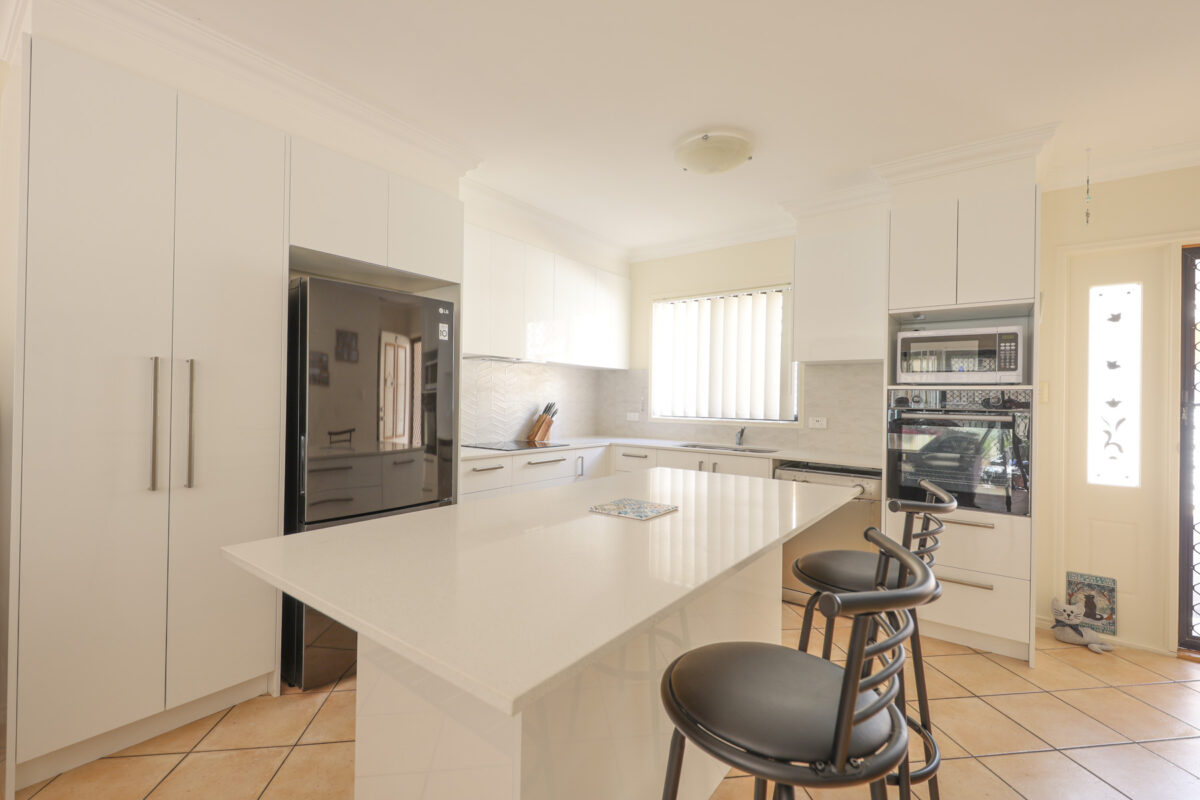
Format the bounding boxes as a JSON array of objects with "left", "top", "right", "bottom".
[{"left": 526, "top": 414, "right": 554, "bottom": 442}]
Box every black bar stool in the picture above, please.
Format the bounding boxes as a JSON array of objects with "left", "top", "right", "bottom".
[
  {"left": 792, "top": 479, "right": 956, "bottom": 800},
  {"left": 659, "top": 527, "right": 938, "bottom": 800}
]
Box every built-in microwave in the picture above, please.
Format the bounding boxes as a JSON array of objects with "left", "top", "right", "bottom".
[{"left": 896, "top": 326, "right": 1024, "bottom": 384}]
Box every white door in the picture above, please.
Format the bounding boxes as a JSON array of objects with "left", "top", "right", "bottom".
[
  {"left": 18, "top": 39, "right": 177, "bottom": 760},
  {"left": 1061, "top": 245, "right": 1175, "bottom": 650},
  {"left": 165, "top": 95, "right": 286, "bottom": 708},
  {"left": 379, "top": 331, "right": 411, "bottom": 444}
]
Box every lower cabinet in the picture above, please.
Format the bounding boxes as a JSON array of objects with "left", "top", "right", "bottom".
[
  {"left": 611, "top": 446, "right": 657, "bottom": 471},
  {"left": 656, "top": 449, "right": 773, "bottom": 478},
  {"left": 458, "top": 447, "right": 611, "bottom": 502}
]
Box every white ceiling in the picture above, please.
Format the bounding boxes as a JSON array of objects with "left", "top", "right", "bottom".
[{"left": 153, "top": 0, "right": 1200, "bottom": 255}]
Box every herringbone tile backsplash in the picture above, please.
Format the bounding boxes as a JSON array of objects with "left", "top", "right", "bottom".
[{"left": 460, "top": 359, "right": 604, "bottom": 443}]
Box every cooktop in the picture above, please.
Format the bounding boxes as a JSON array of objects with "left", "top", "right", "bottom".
[{"left": 466, "top": 441, "right": 570, "bottom": 451}]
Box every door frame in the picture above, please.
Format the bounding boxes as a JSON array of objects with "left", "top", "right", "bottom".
[{"left": 1179, "top": 245, "right": 1200, "bottom": 652}]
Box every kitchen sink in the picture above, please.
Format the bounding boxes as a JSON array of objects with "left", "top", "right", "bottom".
[{"left": 679, "top": 443, "right": 778, "bottom": 454}]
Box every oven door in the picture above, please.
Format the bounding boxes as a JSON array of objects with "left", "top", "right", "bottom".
[{"left": 887, "top": 411, "right": 1030, "bottom": 515}]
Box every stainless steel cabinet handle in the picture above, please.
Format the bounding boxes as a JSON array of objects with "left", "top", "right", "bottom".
[
  {"left": 311, "top": 465, "right": 354, "bottom": 473},
  {"left": 471, "top": 464, "right": 505, "bottom": 472},
  {"left": 944, "top": 519, "right": 997, "bottom": 530},
  {"left": 622, "top": 453, "right": 649, "bottom": 459},
  {"left": 528, "top": 457, "right": 567, "bottom": 465},
  {"left": 937, "top": 575, "right": 994, "bottom": 591},
  {"left": 392, "top": 458, "right": 416, "bottom": 466},
  {"left": 185, "top": 358, "right": 195, "bottom": 488},
  {"left": 149, "top": 356, "right": 159, "bottom": 491},
  {"left": 698, "top": 460, "right": 704, "bottom": 470},
  {"left": 711, "top": 462, "right": 718, "bottom": 473},
  {"left": 310, "top": 497, "right": 354, "bottom": 506},
  {"left": 576, "top": 455, "right": 584, "bottom": 477}
]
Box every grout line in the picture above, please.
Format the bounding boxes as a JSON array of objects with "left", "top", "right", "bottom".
[
  {"left": 140, "top": 705, "right": 233, "bottom": 799},
  {"left": 256, "top": 668, "right": 345, "bottom": 800}
]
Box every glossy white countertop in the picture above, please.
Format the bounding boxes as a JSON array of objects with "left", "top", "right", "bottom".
[
  {"left": 224, "top": 468, "right": 859, "bottom": 715},
  {"left": 460, "top": 435, "right": 882, "bottom": 471}
]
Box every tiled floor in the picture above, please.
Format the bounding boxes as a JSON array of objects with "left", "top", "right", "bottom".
[{"left": 14, "top": 609, "right": 1200, "bottom": 799}]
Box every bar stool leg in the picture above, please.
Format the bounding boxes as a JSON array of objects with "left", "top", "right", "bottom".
[
  {"left": 797, "top": 591, "right": 821, "bottom": 653},
  {"left": 869, "top": 778, "right": 889, "bottom": 800},
  {"left": 661, "top": 729, "right": 685, "bottom": 800},
  {"left": 909, "top": 613, "right": 941, "bottom": 800},
  {"left": 753, "top": 778, "right": 768, "bottom": 800},
  {"left": 772, "top": 784, "right": 795, "bottom": 800}
]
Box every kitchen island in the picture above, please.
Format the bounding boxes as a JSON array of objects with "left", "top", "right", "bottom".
[{"left": 224, "top": 467, "right": 860, "bottom": 800}]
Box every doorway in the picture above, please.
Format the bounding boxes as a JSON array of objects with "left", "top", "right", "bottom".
[{"left": 1180, "top": 245, "right": 1200, "bottom": 652}]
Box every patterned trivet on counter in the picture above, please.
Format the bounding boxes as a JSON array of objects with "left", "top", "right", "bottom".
[{"left": 589, "top": 498, "right": 679, "bottom": 520}]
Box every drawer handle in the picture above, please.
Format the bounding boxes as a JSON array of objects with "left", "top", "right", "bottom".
[
  {"left": 471, "top": 464, "right": 505, "bottom": 472},
  {"left": 528, "top": 457, "right": 567, "bottom": 465},
  {"left": 392, "top": 458, "right": 416, "bottom": 466},
  {"left": 622, "top": 453, "right": 649, "bottom": 459},
  {"left": 944, "top": 519, "right": 997, "bottom": 530},
  {"left": 310, "top": 497, "right": 354, "bottom": 506},
  {"left": 311, "top": 465, "right": 354, "bottom": 473},
  {"left": 938, "top": 575, "right": 995, "bottom": 591}
]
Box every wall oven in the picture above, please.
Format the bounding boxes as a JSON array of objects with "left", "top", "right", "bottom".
[
  {"left": 887, "top": 388, "right": 1031, "bottom": 516},
  {"left": 896, "top": 325, "right": 1024, "bottom": 384}
]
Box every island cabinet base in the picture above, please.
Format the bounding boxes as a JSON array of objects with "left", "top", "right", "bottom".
[{"left": 354, "top": 550, "right": 781, "bottom": 799}]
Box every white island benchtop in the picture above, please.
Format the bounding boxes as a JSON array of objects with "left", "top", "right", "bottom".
[{"left": 225, "top": 468, "right": 860, "bottom": 799}]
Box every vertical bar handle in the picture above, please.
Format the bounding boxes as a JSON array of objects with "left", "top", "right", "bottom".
[
  {"left": 186, "top": 358, "right": 195, "bottom": 488},
  {"left": 711, "top": 462, "right": 718, "bottom": 473},
  {"left": 576, "top": 455, "right": 584, "bottom": 478},
  {"left": 149, "top": 356, "right": 159, "bottom": 491}
]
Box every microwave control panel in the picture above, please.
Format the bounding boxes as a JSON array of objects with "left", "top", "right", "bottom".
[{"left": 998, "top": 332, "right": 1019, "bottom": 372}]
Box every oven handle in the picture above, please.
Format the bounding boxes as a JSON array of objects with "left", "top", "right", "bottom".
[{"left": 899, "top": 412, "right": 1014, "bottom": 423}]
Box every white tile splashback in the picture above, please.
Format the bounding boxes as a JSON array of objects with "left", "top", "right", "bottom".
[{"left": 460, "top": 359, "right": 604, "bottom": 443}]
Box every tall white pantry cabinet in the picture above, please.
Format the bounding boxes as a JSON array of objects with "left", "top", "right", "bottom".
[{"left": 13, "top": 38, "right": 284, "bottom": 764}]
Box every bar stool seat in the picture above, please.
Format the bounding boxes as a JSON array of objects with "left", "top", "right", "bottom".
[
  {"left": 796, "top": 550, "right": 943, "bottom": 599},
  {"left": 666, "top": 642, "right": 893, "bottom": 763}
]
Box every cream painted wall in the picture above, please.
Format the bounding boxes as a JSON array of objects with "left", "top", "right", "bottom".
[
  {"left": 1037, "top": 165, "right": 1200, "bottom": 652},
  {"left": 629, "top": 236, "right": 795, "bottom": 370}
]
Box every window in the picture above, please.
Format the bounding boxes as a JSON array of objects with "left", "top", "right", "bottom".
[
  {"left": 651, "top": 287, "right": 795, "bottom": 421},
  {"left": 1087, "top": 282, "right": 1142, "bottom": 487}
]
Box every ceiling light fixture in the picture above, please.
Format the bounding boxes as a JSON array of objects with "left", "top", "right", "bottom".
[{"left": 674, "top": 130, "right": 753, "bottom": 174}]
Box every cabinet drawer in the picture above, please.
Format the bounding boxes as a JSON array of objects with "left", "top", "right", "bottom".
[
  {"left": 513, "top": 452, "right": 577, "bottom": 484},
  {"left": 922, "top": 565, "right": 1030, "bottom": 643},
  {"left": 459, "top": 456, "right": 514, "bottom": 493},
  {"left": 308, "top": 455, "right": 382, "bottom": 492},
  {"left": 307, "top": 485, "right": 384, "bottom": 522},
  {"left": 886, "top": 508, "right": 1030, "bottom": 579},
  {"left": 612, "top": 447, "right": 657, "bottom": 471},
  {"left": 707, "top": 453, "right": 773, "bottom": 478},
  {"left": 382, "top": 452, "right": 436, "bottom": 508}
]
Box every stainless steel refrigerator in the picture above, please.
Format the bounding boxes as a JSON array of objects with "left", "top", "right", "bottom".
[{"left": 283, "top": 276, "right": 456, "bottom": 688}]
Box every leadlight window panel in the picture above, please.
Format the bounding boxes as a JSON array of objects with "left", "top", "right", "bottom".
[{"left": 1087, "top": 282, "right": 1142, "bottom": 487}]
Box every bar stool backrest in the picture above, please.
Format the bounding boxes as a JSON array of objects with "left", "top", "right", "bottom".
[{"left": 886, "top": 479, "right": 956, "bottom": 584}]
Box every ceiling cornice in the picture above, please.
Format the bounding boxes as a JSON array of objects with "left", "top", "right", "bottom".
[
  {"left": 627, "top": 220, "right": 797, "bottom": 264},
  {"left": 1, "top": 0, "right": 31, "bottom": 61},
  {"left": 1040, "top": 138, "right": 1200, "bottom": 192},
  {"left": 873, "top": 123, "right": 1059, "bottom": 186},
  {"left": 781, "top": 181, "right": 891, "bottom": 221},
  {"left": 44, "top": 0, "right": 479, "bottom": 176}
]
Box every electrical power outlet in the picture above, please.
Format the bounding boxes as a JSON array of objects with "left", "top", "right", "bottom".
[
  {"left": 626, "top": 411, "right": 640, "bottom": 421},
  {"left": 807, "top": 416, "right": 828, "bottom": 429}
]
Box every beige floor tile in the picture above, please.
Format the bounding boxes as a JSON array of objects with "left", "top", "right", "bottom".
[
  {"left": 983, "top": 651, "right": 1105, "bottom": 691},
  {"left": 146, "top": 747, "right": 288, "bottom": 799},
  {"left": 300, "top": 691, "right": 357, "bottom": 744},
  {"left": 281, "top": 676, "right": 338, "bottom": 695},
  {"left": 1143, "top": 737, "right": 1200, "bottom": 778},
  {"left": 32, "top": 754, "right": 182, "bottom": 800},
  {"left": 261, "top": 742, "right": 354, "bottom": 800},
  {"left": 334, "top": 664, "right": 357, "bottom": 691},
  {"left": 1065, "top": 743, "right": 1200, "bottom": 800},
  {"left": 195, "top": 693, "right": 326, "bottom": 751},
  {"left": 1034, "top": 627, "right": 1076, "bottom": 650},
  {"left": 111, "top": 710, "right": 229, "bottom": 757},
  {"left": 1055, "top": 687, "right": 1200, "bottom": 741},
  {"left": 903, "top": 661, "right": 971, "bottom": 700},
  {"left": 980, "top": 751, "right": 1126, "bottom": 800},
  {"left": 781, "top": 626, "right": 845, "bottom": 658},
  {"left": 1113, "top": 647, "right": 1200, "bottom": 681},
  {"left": 915, "top": 635, "right": 975, "bottom": 657},
  {"left": 1046, "top": 647, "right": 1170, "bottom": 686},
  {"left": 923, "top": 698, "right": 1049, "bottom": 756},
  {"left": 914, "top": 758, "right": 1022, "bottom": 799},
  {"left": 1121, "top": 682, "right": 1200, "bottom": 728},
  {"left": 923, "top": 654, "right": 1040, "bottom": 696},
  {"left": 710, "top": 776, "right": 769, "bottom": 799},
  {"left": 782, "top": 602, "right": 807, "bottom": 630},
  {"left": 15, "top": 777, "right": 54, "bottom": 800},
  {"left": 984, "top": 692, "right": 1128, "bottom": 748},
  {"left": 806, "top": 781, "right": 902, "bottom": 799}
]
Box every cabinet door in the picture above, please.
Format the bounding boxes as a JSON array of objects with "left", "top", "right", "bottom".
[
  {"left": 888, "top": 197, "right": 958, "bottom": 310},
  {"left": 595, "top": 270, "right": 631, "bottom": 369},
  {"left": 575, "top": 446, "right": 610, "bottom": 479},
  {"left": 794, "top": 221, "right": 887, "bottom": 361},
  {"left": 489, "top": 233, "right": 527, "bottom": 359},
  {"left": 553, "top": 255, "right": 596, "bottom": 366},
  {"left": 166, "top": 95, "right": 286, "bottom": 709},
  {"left": 524, "top": 245, "right": 557, "bottom": 362},
  {"left": 388, "top": 173, "right": 463, "bottom": 282},
  {"left": 290, "top": 137, "right": 388, "bottom": 265},
  {"left": 656, "top": 449, "right": 707, "bottom": 471},
  {"left": 708, "top": 454, "right": 773, "bottom": 478},
  {"left": 18, "top": 39, "right": 176, "bottom": 761},
  {"left": 461, "top": 224, "right": 490, "bottom": 355},
  {"left": 957, "top": 184, "right": 1036, "bottom": 305},
  {"left": 612, "top": 446, "right": 657, "bottom": 471}
]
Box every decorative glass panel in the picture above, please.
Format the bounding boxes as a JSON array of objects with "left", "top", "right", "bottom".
[{"left": 1087, "top": 283, "right": 1142, "bottom": 487}]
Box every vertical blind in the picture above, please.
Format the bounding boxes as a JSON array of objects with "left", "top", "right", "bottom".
[{"left": 651, "top": 288, "right": 791, "bottom": 421}]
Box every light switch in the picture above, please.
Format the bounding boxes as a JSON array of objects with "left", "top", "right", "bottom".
[{"left": 807, "top": 416, "right": 827, "bottom": 429}]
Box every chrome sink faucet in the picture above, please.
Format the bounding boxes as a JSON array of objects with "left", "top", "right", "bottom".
[{"left": 735, "top": 426, "right": 746, "bottom": 446}]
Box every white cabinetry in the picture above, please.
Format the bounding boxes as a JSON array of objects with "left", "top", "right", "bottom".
[
  {"left": 957, "top": 184, "right": 1036, "bottom": 305},
  {"left": 888, "top": 197, "right": 958, "bottom": 310},
  {"left": 524, "top": 245, "right": 558, "bottom": 362},
  {"left": 553, "top": 255, "right": 596, "bottom": 366},
  {"left": 457, "top": 446, "right": 612, "bottom": 502},
  {"left": 290, "top": 138, "right": 388, "bottom": 265},
  {"left": 612, "top": 446, "right": 658, "bottom": 471},
  {"left": 707, "top": 453, "right": 773, "bottom": 478},
  {"left": 657, "top": 449, "right": 710, "bottom": 471},
  {"left": 388, "top": 173, "right": 464, "bottom": 283},
  {"left": 17, "top": 41, "right": 283, "bottom": 761},
  {"left": 461, "top": 224, "right": 526, "bottom": 359},
  {"left": 594, "top": 269, "right": 631, "bottom": 369},
  {"left": 793, "top": 206, "right": 888, "bottom": 362}
]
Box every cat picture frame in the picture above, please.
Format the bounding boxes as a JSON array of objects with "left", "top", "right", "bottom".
[{"left": 1066, "top": 571, "right": 1116, "bottom": 635}]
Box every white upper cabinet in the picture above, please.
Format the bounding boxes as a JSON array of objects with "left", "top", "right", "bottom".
[
  {"left": 794, "top": 208, "right": 888, "bottom": 362},
  {"left": 167, "top": 95, "right": 285, "bottom": 709},
  {"left": 524, "top": 244, "right": 558, "bottom": 362},
  {"left": 957, "top": 183, "right": 1035, "bottom": 305},
  {"left": 595, "top": 269, "right": 631, "bottom": 369},
  {"left": 461, "top": 223, "right": 490, "bottom": 355},
  {"left": 888, "top": 197, "right": 958, "bottom": 310},
  {"left": 290, "top": 137, "right": 388, "bottom": 265},
  {"left": 553, "top": 255, "right": 597, "bottom": 365},
  {"left": 489, "top": 233, "right": 527, "bottom": 359},
  {"left": 388, "top": 173, "right": 463, "bottom": 282}
]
